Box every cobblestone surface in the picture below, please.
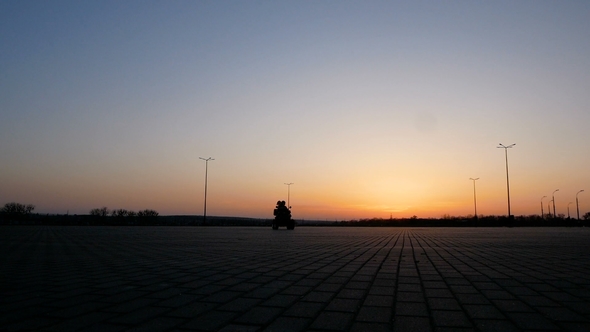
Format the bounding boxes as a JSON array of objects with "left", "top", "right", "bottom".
[{"left": 1, "top": 226, "right": 590, "bottom": 331}]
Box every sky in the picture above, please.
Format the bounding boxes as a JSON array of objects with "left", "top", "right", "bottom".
[{"left": 1, "top": 1, "right": 589, "bottom": 220}]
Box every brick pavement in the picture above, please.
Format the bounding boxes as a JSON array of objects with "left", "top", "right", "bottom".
[{"left": 1, "top": 226, "right": 589, "bottom": 331}]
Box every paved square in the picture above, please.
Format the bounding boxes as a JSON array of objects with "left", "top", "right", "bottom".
[{"left": 1, "top": 226, "right": 589, "bottom": 331}]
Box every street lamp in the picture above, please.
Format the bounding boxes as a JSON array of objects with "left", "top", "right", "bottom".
[
  {"left": 469, "top": 178, "right": 479, "bottom": 218},
  {"left": 567, "top": 202, "right": 573, "bottom": 219},
  {"left": 199, "top": 157, "right": 214, "bottom": 225},
  {"left": 577, "top": 190, "right": 585, "bottom": 220},
  {"left": 284, "top": 183, "right": 294, "bottom": 209},
  {"left": 541, "top": 196, "right": 546, "bottom": 219},
  {"left": 497, "top": 143, "right": 515, "bottom": 217},
  {"left": 552, "top": 189, "right": 559, "bottom": 219}
]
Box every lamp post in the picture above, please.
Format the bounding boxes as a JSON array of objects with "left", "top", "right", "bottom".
[
  {"left": 469, "top": 178, "right": 479, "bottom": 218},
  {"left": 284, "top": 183, "right": 294, "bottom": 209},
  {"left": 199, "top": 157, "right": 214, "bottom": 225},
  {"left": 552, "top": 189, "right": 559, "bottom": 219},
  {"left": 567, "top": 202, "right": 573, "bottom": 219},
  {"left": 497, "top": 143, "right": 515, "bottom": 217},
  {"left": 577, "top": 190, "right": 585, "bottom": 220},
  {"left": 541, "top": 196, "right": 546, "bottom": 219}
]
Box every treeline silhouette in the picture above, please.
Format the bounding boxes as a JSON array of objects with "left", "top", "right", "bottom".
[
  {"left": 89, "top": 207, "right": 159, "bottom": 218},
  {"left": 2, "top": 202, "right": 589, "bottom": 227},
  {"left": 337, "top": 214, "right": 590, "bottom": 227},
  {"left": 86, "top": 207, "right": 159, "bottom": 225}
]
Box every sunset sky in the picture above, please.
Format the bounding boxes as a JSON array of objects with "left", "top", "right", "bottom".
[{"left": 2, "top": 1, "right": 589, "bottom": 219}]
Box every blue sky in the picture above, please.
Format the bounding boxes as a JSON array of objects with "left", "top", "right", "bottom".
[{"left": 1, "top": 1, "right": 589, "bottom": 218}]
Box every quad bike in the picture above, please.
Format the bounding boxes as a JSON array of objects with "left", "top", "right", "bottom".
[{"left": 272, "top": 200, "right": 295, "bottom": 230}]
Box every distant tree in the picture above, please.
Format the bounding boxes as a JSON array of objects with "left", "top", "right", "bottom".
[
  {"left": 584, "top": 212, "right": 590, "bottom": 220},
  {"left": 137, "top": 209, "right": 158, "bottom": 218},
  {"left": 111, "top": 209, "right": 129, "bottom": 218},
  {"left": 0, "top": 202, "right": 35, "bottom": 220},
  {"left": 127, "top": 211, "right": 137, "bottom": 218},
  {"left": 90, "top": 207, "right": 110, "bottom": 217}
]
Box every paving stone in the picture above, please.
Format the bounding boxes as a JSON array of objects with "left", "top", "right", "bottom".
[
  {"left": 449, "top": 285, "right": 478, "bottom": 294},
  {"left": 5, "top": 316, "right": 61, "bottom": 331},
  {"left": 109, "top": 306, "right": 170, "bottom": 326},
  {"left": 218, "top": 323, "right": 261, "bottom": 332},
  {"left": 126, "top": 316, "right": 186, "bottom": 332},
  {"left": 393, "top": 316, "right": 432, "bottom": 332},
  {"left": 427, "top": 298, "right": 462, "bottom": 311},
  {"left": 559, "top": 322, "right": 590, "bottom": 331},
  {"left": 474, "top": 319, "right": 520, "bottom": 332},
  {"left": 310, "top": 311, "right": 354, "bottom": 330},
  {"left": 350, "top": 321, "right": 391, "bottom": 332},
  {"left": 423, "top": 281, "right": 447, "bottom": 289},
  {"left": 284, "top": 301, "right": 325, "bottom": 317},
  {"left": 463, "top": 304, "right": 505, "bottom": 319},
  {"left": 397, "top": 283, "right": 422, "bottom": 292},
  {"left": 355, "top": 306, "right": 391, "bottom": 322},
  {"left": 455, "top": 293, "right": 490, "bottom": 305},
  {"left": 83, "top": 322, "right": 129, "bottom": 332},
  {"left": 281, "top": 285, "right": 312, "bottom": 296},
  {"left": 431, "top": 310, "right": 472, "bottom": 328},
  {"left": 396, "top": 292, "right": 425, "bottom": 302},
  {"left": 219, "top": 297, "right": 263, "bottom": 312},
  {"left": 262, "top": 294, "right": 300, "bottom": 307},
  {"left": 182, "top": 310, "right": 238, "bottom": 331},
  {"left": 425, "top": 288, "right": 454, "bottom": 298},
  {"left": 46, "top": 301, "right": 109, "bottom": 318},
  {"left": 480, "top": 289, "right": 516, "bottom": 300},
  {"left": 369, "top": 286, "right": 395, "bottom": 295},
  {"left": 167, "top": 300, "right": 217, "bottom": 317},
  {"left": 303, "top": 291, "right": 334, "bottom": 303},
  {"left": 395, "top": 301, "right": 429, "bottom": 317},
  {"left": 315, "top": 283, "right": 343, "bottom": 292},
  {"left": 234, "top": 306, "right": 283, "bottom": 325},
  {"left": 363, "top": 295, "right": 393, "bottom": 307},
  {"left": 325, "top": 298, "right": 361, "bottom": 313},
  {"left": 506, "top": 312, "right": 561, "bottom": 330},
  {"left": 518, "top": 295, "right": 559, "bottom": 307},
  {"left": 202, "top": 290, "right": 242, "bottom": 303},
  {"left": 434, "top": 328, "right": 476, "bottom": 332},
  {"left": 338, "top": 288, "right": 367, "bottom": 299},
  {"left": 263, "top": 316, "right": 312, "bottom": 332},
  {"left": 566, "top": 301, "right": 590, "bottom": 314},
  {"left": 536, "top": 306, "right": 590, "bottom": 322},
  {"left": 491, "top": 299, "right": 534, "bottom": 313},
  {"left": 48, "top": 311, "right": 115, "bottom": 331}
]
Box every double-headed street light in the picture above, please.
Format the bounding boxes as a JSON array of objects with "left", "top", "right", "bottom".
[
  {"left": 541, "top": 196, "right": 547, "bottom": 219},
  {"left": 469, "top": 178, "right": 479, "bottom": 218},
  {"left": 552, "top": 189, "right": 559, "bottom": 218},
  {"left": 497, "top": 143, "right": 515, "bottom": 217},
  {"left": 284, "top": 183, "right": 294, "bottom": 209},
  {"left": 577, "top": 190, "right": 585, "bottom": 220},
  {"left": 199, "top": 157, "right": 214, "bottom": 225}
]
